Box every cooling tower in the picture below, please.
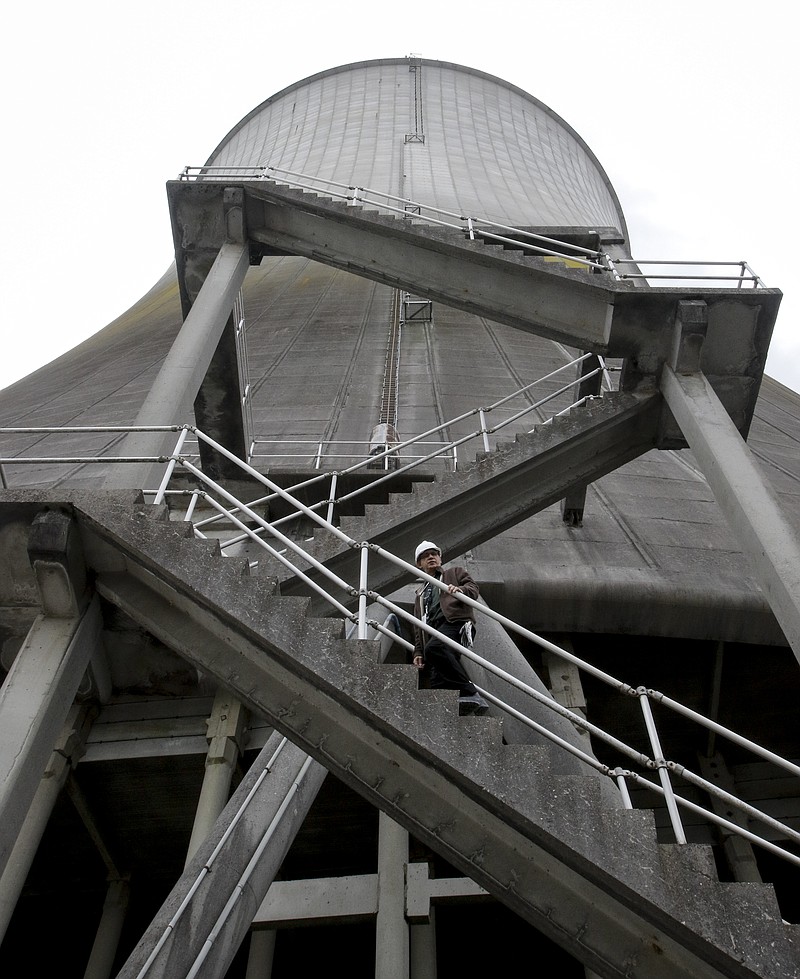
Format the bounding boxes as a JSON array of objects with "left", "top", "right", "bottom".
[{"left": 0, "top": 58, "right": 798, "bottom": 979}]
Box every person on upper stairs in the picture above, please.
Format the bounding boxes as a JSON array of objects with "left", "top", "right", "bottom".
[{"left": 411, "top": 541, "right": 489, "bottom": 716}]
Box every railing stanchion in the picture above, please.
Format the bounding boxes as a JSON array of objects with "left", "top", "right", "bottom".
[
  {"left": 153, "top": 428, "right": 190, "bottom": 506},
  {"left": 327, "top": 473, "right": 338, "bottom": 525},
  {"left": 615, "top": 773, "right": 634, "bottom": 809},
  {"left": 479, "top": 409, "right": 490, "bottom": 453},
  {"left": 638, "top": 690, "right": 687, "bottom": 844},
  {"left": 358, "top": 544, "right": 369, "bottom": 640},
  {"left": 185, "top": 490, "right": 200, "bottom": 523}
]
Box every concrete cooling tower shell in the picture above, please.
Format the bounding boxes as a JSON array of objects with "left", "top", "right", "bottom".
[
  {"left": 1, "top": 57, "right": 800, "bottom": 979},
  {"left": 206, "top": 58, "right": 629, "bottom": 239},
  {"left": 0, "top": 55, "right": 796, "bottom": 654}
]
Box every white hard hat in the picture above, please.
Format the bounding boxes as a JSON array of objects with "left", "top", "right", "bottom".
[{"left": 415, "top": 540, "right": 441, "bottom": 563}]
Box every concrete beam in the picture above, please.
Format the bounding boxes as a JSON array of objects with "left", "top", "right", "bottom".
[
  {"left": 0, "top": 705, "right": 93, "bottom": 943},
  {"left": 661, "top": 365, "right": 800, "bottom": 662},
  {"left": 116, "top": 733, "right": 328, "bottom": 979},
  {"left": 561, "top": 354, "right": 604, "bottom": 526},
  {"left": 251, "top": 864, "right": 490, "bottom": 928},
  {"left": 254, "top": 874, "right": 378, "bottom": 927},
  {"left": 0, "top": 597, "right": 103, "bottom": 879},
  {"left": 282, "top": 391, "right": 662, "bottom": 612},
  {"left": 248, "top": 193, "right": 615, "bottom": 352},
  {"left": 90, "top": 562, "right": 790, "bottom": 979}
]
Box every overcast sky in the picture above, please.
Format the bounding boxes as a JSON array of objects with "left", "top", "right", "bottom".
[{"left": 2, "top": 0, "right": 797, "bottom": 395}]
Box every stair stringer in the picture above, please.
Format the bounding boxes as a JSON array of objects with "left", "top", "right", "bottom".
[
  {"left": 275, "top": 390, "right": 662, "bottom": 609},
  {"left": 35, "top": 488, "right": 799, "bottom": 979}
]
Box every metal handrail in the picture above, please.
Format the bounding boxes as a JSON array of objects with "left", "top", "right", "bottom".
[
  {"left": 2, "top": 416, "right": 797, "bottom": 867},
  {"left": 177, "top": 428, "right": 800, "bottom": 869},
  {"left": 176, "top": 164, "right": 766, "bottom": 287},
  {"left": 1, "top": 354, "right": 605, "bottom": 541}
]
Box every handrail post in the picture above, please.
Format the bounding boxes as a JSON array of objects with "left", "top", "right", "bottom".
[
  {"left": 357, "top": 544, "right": 369, "bottom": 640},
  {"left": 615, "top": 773, "right": 634, "bottom": 809},
  {"left": 326, "top": 473, "right": 338, "bottom": 525},
  {"left": 152, "top": 428, "right": 190, "bottom": 505},
  {"left": 478, "top": 409, "right": 491, "bottom": 453},
  {"left": 184, "top": 490, "right": 200, "bottom": 523},
  {"left": 638, "top": 690, "right": 687, "bottom": 843}
]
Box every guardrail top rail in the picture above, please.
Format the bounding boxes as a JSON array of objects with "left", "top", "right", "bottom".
[
  {"left": 2, "top": 416, "right": 798, "bottom": 873},
  {"left": 176, "top": 164, "right": 766, "bottom": 287},
  {"left": 175, "top": 426, "right": 800, "bottom": 875}
]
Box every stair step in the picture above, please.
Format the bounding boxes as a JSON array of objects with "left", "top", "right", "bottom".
[{"left": 64, "top": 492, "right": 799, "bottom": 978}]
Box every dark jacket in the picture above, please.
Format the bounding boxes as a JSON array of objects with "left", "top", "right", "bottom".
[{"left": 412, "top": 566, "right": 480, "bottom": 658}]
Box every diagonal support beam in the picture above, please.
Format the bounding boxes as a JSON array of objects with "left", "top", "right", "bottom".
[
  {"left": 116, "top": 731, "right": 327, "bottom": 979},
  {"left": 88, "top": 558, "right": 788, "bottom": 979},
  {"left": 104, "top": 240, "right": 250, "bottom": 491},
  {"left": 248, "top": 193, "right": 615, "bottom": 351},
  {"left": 281, "top": 391, "right": 662, "bottom": 610},
  {"left": 660, "top": 365, "right": 800, "bottom": 660}
]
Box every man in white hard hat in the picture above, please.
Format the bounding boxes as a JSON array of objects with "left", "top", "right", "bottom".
[{"left": 412, "top": 541, "right": 489, "bottom": 715}]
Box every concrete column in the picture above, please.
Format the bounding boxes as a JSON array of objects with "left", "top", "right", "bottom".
[
  {"left": 0, "top": 705, "right": 93, "bottom": 942},
  {"left": 375, "top": 812, "right": 410, "bottom": 979},
  {"left": 185, "top": 690, "right": 247, "bottom": 867},
  {"left": 83, "top": 877, "right": 131, "bottom": 979},
  {"left": 244, "top": 930, "right": 276, "bottom": 979},
  {"left": 697, "top": 752, "right": 762, "bottom": 883},
  {"left": 103, "top": 239, "right": 250, "bottom": 491},
  {"left": 0, "top": 597, "right": 102, "bottom": 879},
  {"left": 561, "top": 353, "right": 603, "bottom": 527},
  {"left": 661, "top": 365, "right": 800, "bottom": 661},
  {"left": 409, "top": 913, "right": 437, "bottom": 979},
  {"left": 543, "top": 641, "right": 593, "bottom": 753}
]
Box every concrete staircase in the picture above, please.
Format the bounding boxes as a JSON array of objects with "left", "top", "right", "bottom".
[
  {"left": 13, "top": 487, "right": 795, "bottom": 979},
  {"left": 266, "top": 388, "right": 663, "bottom": 610}
]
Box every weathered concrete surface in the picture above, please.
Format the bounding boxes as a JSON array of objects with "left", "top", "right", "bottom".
[
  {"left": 0, "top": 490, "right": 795, "bottom": 978},
  {"left": 117, "top": 733, "right": 327, "bottom": 979}
]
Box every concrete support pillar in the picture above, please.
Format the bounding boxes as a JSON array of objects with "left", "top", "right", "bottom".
[
  {"left": 697, "top": 752, "right": 763, "bottom": 883},
  {"left": 543, "top": 640, "right": 593, "bottom": 753},
  {"left": 0, "top": 705, "right": 93, "bottom": 942},
  {"left": 0, "top": 603, "right": 101, "bottom": 879},
  {"left": 661, "top": 364, "right": 800, "bottom": 661},
  {"left": 409, "top": 913, "right": 437, "bottom": 979},
  {"left": 244, "top": 930, "right": 276, "bottom": 979},
  {"left": 375, "top": 812, "right": 409, "bottom": 979},
  {"left": 103, "top": 239, "right": 250, "bottom": 492},
  {"left": 83, "top": 877, "right": 131, "bottom": 979},
  {"left": 185, "top": 690, "right": 247, "bottom": 867},
  {"left": 561, "top": 353, "right": 603, "bottom": 527}
]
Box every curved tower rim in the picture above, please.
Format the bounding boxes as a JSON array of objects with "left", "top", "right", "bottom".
[{"left": 203, "top": 56, "right": 632, "bottom": 246}]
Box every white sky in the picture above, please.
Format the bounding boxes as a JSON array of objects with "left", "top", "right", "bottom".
[{"left": 2, "top": 0, "right": 797, "bottom": 394}]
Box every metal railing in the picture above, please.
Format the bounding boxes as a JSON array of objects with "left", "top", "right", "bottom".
[
  {"left": 612, "top": 258, "right": 766, "bottom": 289},
  {"left": 2, "top": 416, "right": 798, "bottom": 871},
  {"left": 176, "top": 163, "right": 767, "bottom": 288},
  {"left": 168, "top": 428, "right": 800, "bottom": 874},
  {"left": 0, "top": 353, "right": 612, "bottom": 531}
]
